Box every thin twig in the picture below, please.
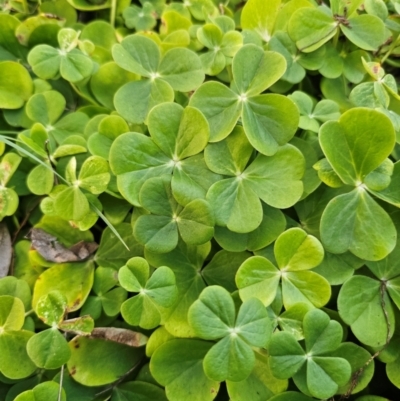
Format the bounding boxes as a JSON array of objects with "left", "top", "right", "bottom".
[
  {"left": 12, "top": 197, "right": 43, "bottom": 245},
  {"left": 94, "top": 360, "right": 142, "bottom": 397},
  {"left": 58, "top": 314, "right": 68, "bottom": 401},
  {"left": 9, "top": 197, "right": 43, "bottom": 276}
]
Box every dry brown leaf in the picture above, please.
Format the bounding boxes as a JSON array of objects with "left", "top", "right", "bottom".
[
  {"left": 27, "top": 228, "right": 98, "bottom": 263},
  {"left": 0, "top": 223, "right": 11, "bottom": 277},
  {"left": 90, "top": 327, "right": 148, "bottom": 347}
]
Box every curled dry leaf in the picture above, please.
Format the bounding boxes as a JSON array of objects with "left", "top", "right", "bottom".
[
  {"left": 0, "top": 223, "right": 12, "bottom": 277},
  {"left": 27, "top": 228, "right": 98, "bottom": 263},
  {"left": 90, "top": 327, "right": 148, "bottom": 347}
]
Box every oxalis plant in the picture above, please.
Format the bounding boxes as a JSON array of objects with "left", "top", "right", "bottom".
[{"left": 2, "top": 0, "right": 400, "bottom": 400}]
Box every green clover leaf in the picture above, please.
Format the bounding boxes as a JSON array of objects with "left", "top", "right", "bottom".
[
  {"left": 269, "top": 32, "right": 326, "bottom": 84},
  {"left": 205, "top": 126, "right": 304, "bottom": 232},
  {"left": 268, "top": 309, "right": 352, "bottom": 399},
  {"left": 214, "top": 203, "right": 286, "bottom": 252},
  {"left": 226, "top": 351, "right": 288, "bottom": 401},
  {"left": 241, "top": 0, "right": 281, "bottom": 42},
  {"left": 197, "top": 22, "right": 243, "bottom": 75},
  {"left": 151, "top": 339, "right": 220, "bottom": 401},
  {"left": 319, "top": 107, "right": 397, "bottom": 260},
  {"left": 190, "top": 44, "right": 299, "bottom": 156},
  {"left": 0, "top": 61, "right": 33, "bottom": 109},
  {"left": 288, "top": 90, "right": 340, "bottom": 133},
  {"left": 133, "top": 176, "right": 214, "bottom": 252},
  {"left": 52, "top": 156, "right": 110, "bottom": 222},
  {"left": 119, "top": 257, "right": 178, "bottom": 329},
  {"left": 288, "top": 6, "right": 386, "bottom": 53},
  {"left": 110, "top": 103, "right": 221, "bottom": 207},
  {"left": 81, "top": 267, "right": 127, "bottom": 319},
  {"left": 15, "top": 382, "right": 66, "bottom": 401},
  {"left": 145, "top": 240, "right": 210, "bottom": 337},
  {"left": 27, "top": 327, "right": 71, "bottom": 370},
  {"left": 188, "top": 285, "right": 272, "bottom": 382},
  {"left": 337, "top": 241, "right": 400, "bottom": 348},
  {"left": 0, "top": 295, "right": 37, "bottom": 379},
  {"left": 0, "top": 152, "right": 21, "bottom": 220},
  {"left": 113, "top": 34, "right": 204, "bottom": 124},
  {"left": 236, "top": 228, "right": 329, "bottom": 309},
  {"left": 123, "top": 2, "right": 157, "bottom": 32},
  {"left": 32, "top": 261, "right": 94, "bottom": 312},
  {"left": 28, "top": 29, "right": 94, "bottom": 83},
  {"left": 67, "top": 335, "right": 144, "bottom": 386}
]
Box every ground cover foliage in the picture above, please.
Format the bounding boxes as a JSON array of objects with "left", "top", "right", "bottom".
[{"left": 1, "top": 0, "right": 400, "bottom": 399}]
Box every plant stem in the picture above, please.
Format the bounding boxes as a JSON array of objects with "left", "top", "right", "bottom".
[
  {"left": 90, "top": 204, "right": 130, "bottom": 250},
  {"left": 58, "top": 324, "right": 68, "bottom": 401},
  {"left": 381, "top": 36, "right": 400, "bottom": 64},
  {"left": 332, "top": 27, "right": 340, "bottom": 49},
  {"left": 110, "top": 0, "right": 117, "bottom": 27},
  {"left": 0, "top": 136, "right": 68, "bottom": 185},
  {"left": 69, "top": 83, "right": 101, "bottom": 107},
  {"left": 105, "top": 189, "right": 124, "bottom": 199},
  {"left": 57, "top": 365, "right": 65, "bottom": 401}
]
